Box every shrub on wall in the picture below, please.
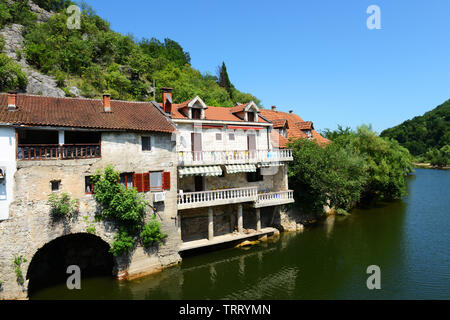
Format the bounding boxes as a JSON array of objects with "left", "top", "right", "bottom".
[
  {"left": 91, "top": 165, "right": 166, "bottom": 256},
  {"left": 47, "top": 192, "right": 78, "bottom": 217}
]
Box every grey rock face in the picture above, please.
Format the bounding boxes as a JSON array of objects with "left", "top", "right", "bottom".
[{"left": 0, "top": 23, "right": 73, "bottom": 98}]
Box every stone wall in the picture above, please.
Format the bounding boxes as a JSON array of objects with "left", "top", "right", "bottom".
[{"left": 0, "top": 131, "right": 181, "bottom": 300}]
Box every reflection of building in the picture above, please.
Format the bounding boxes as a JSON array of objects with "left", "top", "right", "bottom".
[{"left": 158, "top": 88, "right": 295, "bottom": 250}]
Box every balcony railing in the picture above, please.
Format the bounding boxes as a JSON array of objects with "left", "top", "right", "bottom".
[
  {"left": 17, "top": 144, "right": 101, "bottom": 161},
  {"left": 254, "top": 190, "right": 295, "bottom": 208},
  {"left": 177, "top": 188, "right": 295, "bottom": 210},
  {"left": 178, "top": 149, "right": 293, "bottom": 166},
  {"left": 178, "top": 186, "right": 258, "bottom": 210}
]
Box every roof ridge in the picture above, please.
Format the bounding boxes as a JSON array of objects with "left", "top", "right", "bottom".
[{"left": 0, "top": 92, "right": 156, "bottom": 105}]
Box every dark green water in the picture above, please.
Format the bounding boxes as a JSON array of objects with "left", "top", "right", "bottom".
[{"left": 31, "top": 169, "right": 450, "bottom": 300}]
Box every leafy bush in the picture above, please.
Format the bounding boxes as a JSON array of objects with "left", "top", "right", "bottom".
[
  {"left": 13, "top": 255, "right": 27, "bottom": 286},
  {"left": 47, "top": 192, "right": 78, "bottom": 217},
  {"left": 110, "top": 228, "right": 135, "bottom": 256},
  {"left": 140, "top": 216, "right": 168, "bottom": 248},
  {"left": 0, "top": 53, "right": 27, "bottom": 91}
]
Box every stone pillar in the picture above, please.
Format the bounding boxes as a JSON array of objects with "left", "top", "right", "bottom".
[
  {"left": 208, "top": 207, "right": 214, "bottom": 240},
  {"left": 58, "top": 130, "right": 65, "bottom": 145},
  {"left": 237, "top": 204, "right": 243, "bottom": 233},
  {"left": 177, "top": 212, "right": 181, "bottom": 236},
  {"left": 256, "top": 208, "right": 261, "bottom": 232}
]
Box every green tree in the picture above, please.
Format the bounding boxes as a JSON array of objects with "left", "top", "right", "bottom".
[
  {"left": 0, "top": 53, "right": 27, "bottom": 91},
  {"left": 217, "top": 61, "right": 234, "bottom": 100}
]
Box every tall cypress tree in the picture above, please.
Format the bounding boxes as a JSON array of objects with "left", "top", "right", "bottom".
[{"left": 217, "top": 61, "right": 234, "bottom": 100}]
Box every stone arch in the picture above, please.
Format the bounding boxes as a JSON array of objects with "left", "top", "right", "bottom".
[{"left": 26, "top": 233, "right": 115, "bottom": 297}]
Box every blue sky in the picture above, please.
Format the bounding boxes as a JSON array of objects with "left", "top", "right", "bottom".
[{"left": 84, "top": 0, "right": 450, "bottom": 133}]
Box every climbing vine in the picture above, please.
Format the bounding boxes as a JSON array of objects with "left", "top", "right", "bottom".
[{"left": 91, "top": 165, "right": 166, "bottom": 256}]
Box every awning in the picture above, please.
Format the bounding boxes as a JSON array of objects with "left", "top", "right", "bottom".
[
  {"left": 179, "top": 166, "right": 222, "bottom": 178},
  {"left": 225, "top": 164, "right": 257, "bottom": 174}
]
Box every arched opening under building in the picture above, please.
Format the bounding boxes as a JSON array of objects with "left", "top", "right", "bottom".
[{"left": 26, "top": 233, "right": 115, "bottom": 297}]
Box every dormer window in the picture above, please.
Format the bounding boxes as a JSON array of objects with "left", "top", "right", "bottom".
[
  {"left": 248, "top": 112, "right": 255, "bottom": 122},
  {"left": 192, "top": 108, "right": 201, "bottom": 120}
]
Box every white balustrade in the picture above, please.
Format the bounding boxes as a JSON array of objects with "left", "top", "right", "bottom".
[
  {"left": 178, "top": 187, "right": 258, "bottom": 209},
  {"left": 178, "top": 149, "right": 293, "bottom": 165}
]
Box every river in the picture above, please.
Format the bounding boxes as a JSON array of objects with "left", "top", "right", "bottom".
[{"left": 31, "top": 168, "right": 450, "bottom": 300}]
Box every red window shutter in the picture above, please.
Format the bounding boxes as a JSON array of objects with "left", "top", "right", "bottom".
[
  {"left": 163, "top": 172, "right": 171, "bottom": 190},
  {"left": 133, "top": 173, "right": 144, "bottom": 193},
  {"left": 143, "top": 173, "right": 150, "bottom": 192}
]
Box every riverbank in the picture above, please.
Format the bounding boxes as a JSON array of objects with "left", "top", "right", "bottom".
[{"left": 413, "top": 162, "right": 450, "bottom": 170}]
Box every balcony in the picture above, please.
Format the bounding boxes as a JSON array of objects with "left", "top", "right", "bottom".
[
  {"left": 177, "top": 187, "right": 295, "bottom": 210},
  {"left": 17, "top": 144, "right": 101, "bottom": 161},
  {"left": 178, "top": 187, "right": 258, "bottom": 210},
  {"left": 178, "top": 149, "right": 293, "bottom": 166},
  {"left": 254, "top": 190, "right": 295, "bottom": 208}
]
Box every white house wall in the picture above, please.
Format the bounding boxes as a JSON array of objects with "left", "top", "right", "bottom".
[
  {"left": 0, "top": 126, "right": 16, "bottom": 220},
  {"left": 176, "top": 123, "right": 271, "bottom": 152}
]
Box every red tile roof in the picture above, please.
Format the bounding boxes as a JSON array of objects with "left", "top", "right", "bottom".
[
  {"left": 171, "top": 99, "right": 270, "bottom": 124},
  {"left": 0, "top": 94, "right": 176, "bottom": 133},
  {"left": 260, "top": 109, "right": 330, "bottom": 148},
  {"left": 296, "top": 121, "right": 313, "bottom": 130},
  {"left": 272, "top": 119, "right": 288, "bottom": 129}
]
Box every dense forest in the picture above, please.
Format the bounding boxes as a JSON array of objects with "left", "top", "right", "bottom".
[
  {"left": 380, "top": 99, "right": 450, "bottom": 166},
  {"left": 0, "top": 0, "right": 260, "bottom": 106}
]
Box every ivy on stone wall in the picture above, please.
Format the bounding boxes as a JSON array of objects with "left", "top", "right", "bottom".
[{"left": 91, "top": 165, "right": 166, "bottom": 256}]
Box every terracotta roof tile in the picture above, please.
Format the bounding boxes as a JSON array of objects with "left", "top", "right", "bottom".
[
  {"left": 0, "top": 94, "right": 175, "bottom": 133},
  {"left": 171, "top": 100, "right": 269, "bottom": 124},
  {"left": 260, "top": 108, "right": 330, "bottom": 147}
]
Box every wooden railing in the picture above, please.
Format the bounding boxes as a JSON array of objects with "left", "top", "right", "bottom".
[
  {"left": 178, "top": 149, "right": 293, "bottom": 166},
  {"left": 17, "top": 143, "right": 101, "bottom": 160},
  {"left": 178, "top": 187, "right": 258, "bottom": 209}
]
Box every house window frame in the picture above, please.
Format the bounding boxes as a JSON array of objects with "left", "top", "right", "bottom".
[
  {"left": 51, "top": 180, "right": 61, "bottom": 192},
  {"left": 229, "top": 132, "right": 235, "bottom": 141},
  {"left": 150, "top": 171, "right": 163, "bottom": 192},
  {"left": 85, "top": 176, "right": 95, "bottom": 194},
  {"left": 141, "top": 136, "right": 152, "bottom": 151},
  {"left": 120, "top": 172, "right": 134, "bottom": 190}
]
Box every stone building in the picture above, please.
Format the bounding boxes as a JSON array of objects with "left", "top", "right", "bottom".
[
  {"left": 0, "top": 92, "right": 181, "bottom": 299},
  {"left": 158, "top": 88, "right": 295, "bottom": 251}
]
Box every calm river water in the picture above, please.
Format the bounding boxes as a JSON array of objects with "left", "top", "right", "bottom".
[{"left": 31, "top": 168, "right": 450, "bottom": 300}]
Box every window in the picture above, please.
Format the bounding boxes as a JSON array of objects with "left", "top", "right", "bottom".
[
  {"left": 120, "top": 173, "right": 134, "bottom": 190},
  {"left": 150, "top": 171, "right": 162, "bottom": 191},
  {"left": 229, "top": 133, "right": 235, "bottom": 141},
  {"left": 216, "top": 133, "right": 222, "bottom": 141},
  {"left": 247, "top": 169, "right": 264, "bottom": 182},
  {"left": 132, "top": 172, "right": 170, "bottom": 192},
  {"left": 248, "top": 112, "right": 255, "bottom": 122},
  {"left": 85, "top": 176, "right": 94, "bottom": 194},
  {"left": 192, "top": 108, "right": 201, "bottom": 120},
  {"left": 142, "top": 136, "right": 151, "bottom": 151},
  {"left": 51, "top": 180, "right": 61, "bottom": 192}
]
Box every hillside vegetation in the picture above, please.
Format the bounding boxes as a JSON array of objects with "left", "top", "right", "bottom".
[
  {"left": 380, "top": 99, "right": 450, "bottom": 166},
  {"left": 0, "top": 0, "right": 260, "bottom": 106}
]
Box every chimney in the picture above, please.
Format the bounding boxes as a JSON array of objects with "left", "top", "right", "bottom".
[
  {"left": 7, "top": 91, "right": 17, "bottom": 111},
  {"left": 271, "top": 106, "right": 277, "bottom": 111},
  {"left": 103, "top": 93, "right": 111, "bottom": 112},
  {"left": 289, "top": 110, "right": 293, "bottom": 114},
  {"left": 161, "top": 87, "right": 173, "bottom": 114}
]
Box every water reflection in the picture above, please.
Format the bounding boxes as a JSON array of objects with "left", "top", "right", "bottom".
[{"left": 31, "top": 169, "right": 450, "bottom": 300}]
